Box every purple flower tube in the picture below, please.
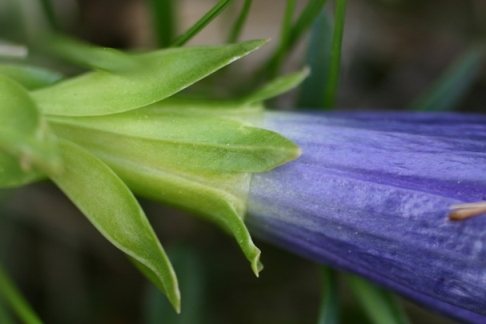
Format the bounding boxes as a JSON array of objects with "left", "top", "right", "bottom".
[{"left": 247, "top": 112, "right": 486, "bottom": 323}]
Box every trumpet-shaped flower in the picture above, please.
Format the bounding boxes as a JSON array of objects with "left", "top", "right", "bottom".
[{"left": 247, "top": 112, "right": 486, "bottom": 323}]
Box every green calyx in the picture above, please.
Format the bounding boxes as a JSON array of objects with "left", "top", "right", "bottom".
[{"left": 0, "top": 39, "right": 305, "bottom": 312}]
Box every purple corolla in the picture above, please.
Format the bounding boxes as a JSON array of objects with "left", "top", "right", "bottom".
[{"left": 247, "top": 112, "right": 486, "bottom": 323}]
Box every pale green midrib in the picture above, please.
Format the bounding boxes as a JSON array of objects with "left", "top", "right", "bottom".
[{"left": 48, "top": 118, "right": 295, "bottom": 154}]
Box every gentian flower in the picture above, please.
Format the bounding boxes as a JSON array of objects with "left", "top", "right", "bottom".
[{"left": 247, "top": 111, "right": 486, "bottom": 323}]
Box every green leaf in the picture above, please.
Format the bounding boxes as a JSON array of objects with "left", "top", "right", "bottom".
[
  {"left": 410, "top": 46, "right": 485, "bottom": 111},
  {"left": 0, "top": 300, "right": 14, "bottom": 324},
  {"left": 317, "top": 267, "right": 339, "bottom": 324},
  {"left": 270, "top": 0, "right": 296, "bottom": 77},
  {"left": 0, "top": 63, "right": 62, "bottom": 90},
  {"left": 228, "top": 0, "right": 253, "bottom": 43},
  {"left": 0, "top": 264, "right": 44, "bottom": 324},
  {"left": 0, "top": 75, "right": 60, "bottom": 187},
  {"left": 346, "top": 275, "right": 410, "bottom": 324},
  {"left": 171, "top": 0, "right": 235, "bottom": 47},
  {"left": 298, "top": 9, "right": 333, "bottom": 109},
  {"left": 289, "top": 0, "right": 329, "bottom": 49},
  {"left": 241, "top": 68, "right": 309, "bottom": 104},
  {"left": 323, "top": 0, "right": 347, "bottom": 109},
  {"left": 37, "top": 34, "right": 140, "bottom": 72},
  {"left": 47, "top": 102, "right": 299, "bottom": 275},
  {"left": 147, "top": 0, "right": 175, "bottom": 47},
  {"left": 50, "top": 139, "right": 180, "bottom": 312},
  {"left": 48, "top": 109, "right": 300, "bottom": 174},
  {"left": 33, "top": 40, "right": 268, "bottom": 116}
]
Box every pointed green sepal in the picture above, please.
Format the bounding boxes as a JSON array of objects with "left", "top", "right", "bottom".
[{"left": 50, "top": 139, "right": 180, "bottom": 311}]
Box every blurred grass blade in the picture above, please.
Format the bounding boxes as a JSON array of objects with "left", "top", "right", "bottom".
[
  {"left": 242, "top": 68, "right": 309, "bottom": 104},
  {"left": 33, "top": 39, "right": 267, "bottom": 116},
  {"left": 171, "top": 0, "right": 234, "bottom": 47},
  {"left": 346, "top": 275, "right": 410, "bottom": 324},
  {"left": 50, "top": 139, "right": 180, "bottom": 312},
  {"left": 144, "top": 246, "right": 205, "bottom": 323},
  {"left": 0, "top": 63, "right": 62, "bottom": 90},
  {"left": 228, "top": 0, "right": 253, "bottom": 43},
  {"left": 323, "top": 0, "right": 347, "bottom": 109},
  {"left": 0, "top": 75, "right": 60, "bottom": 187},
  {"left": 317, "top": 267, "right": 339, "bottom": 324},
  {"left": 0, "top": 264, "right": 43, "bottom": 324},
  {"left": 270, "top": 0, "right": 296, "bottom": 77},
  {"left": 297, "top": 9, "right": 333, "bottom": 108},
  {"left": 38, "top": 34, "right": 139, "bottom": 72},
  {"left": 410, "top": 46, "right": 485, "bottom": 111},
  {"left": 0, "top": 300, "right": 14, "bottom": 324},
  {"left": 147, "top": 0, "right": 175, "bottom": 47},
  {"left": 289, "top": 0, "right": 328, "bottom": 49},
  {"left": 38, "top": 0, "right": 59, "bottom": 31}
]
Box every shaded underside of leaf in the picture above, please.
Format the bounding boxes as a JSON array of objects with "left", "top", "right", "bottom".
[
  {"left": 33, "top": 40, "right": 268, "bottom": 116},
  {"left": 50, "top": 139, "right": 180, "bottom": 312}
]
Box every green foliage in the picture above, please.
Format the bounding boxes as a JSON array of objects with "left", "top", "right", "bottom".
[
  {"left": 171, "top": 0, "right": 235, "bottom": 47},
  {"left": 0, "top": 264, "right": 43, "bottom": 324},
  {"left": 0, "top": 63, "right": 62, "bottom": 90},
  {"left": 0, "top": 75, "right": 60, "bottom": 187},
  {"left": 33, "top": 40, "right": 267, "bottom": 116},
  {"left": 228, "top": 0, "right": 253, "bottom": 43},
  {"left": 298, "top": 9, "right": 333, "bottom": 108},
  {"left": 50, "top": 139, "right": 181, "bottom": 311},
  {"left": 0, "top": 35, "right": 302, "bottom": 313},
  {"left": 346, "top": 275, "right": 410, "bottom": 324},
  {"left": 410, "top": 46, "right": 486, "bottom": 111},
  {"left": 317, "top": 267, "right": 339, "bottom": 324},
  {"left": 323, "top": 0, "right": 347, "bottom": 108}
]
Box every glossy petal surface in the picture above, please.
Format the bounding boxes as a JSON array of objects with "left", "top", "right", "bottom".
[{"left": 248, "top": 112, "right": 486, "bottom": 323}]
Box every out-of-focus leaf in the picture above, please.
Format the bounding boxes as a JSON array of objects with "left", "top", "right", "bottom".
[
  {"left": 38, "top": 34, "right": 140, "bottom": 72},
  {"left": 410, "top": 46, "right": 485, "bottom": 111},
  {"left": 50, "top": 139, "right": 180, "bottom": 312},
  {"left": 228, "top": 0, "right": 253, "bottom": 43},
  {"left": 323, "top": 0, "right": 347, "bottom": 109},
  {"left": 270, "top": 0, "right": 296, "bottom": 77},
  {"left": 346, "top": 275, "right": 410, "bottom": 324},
  {"left": 298, "top": 9, "right": 333, "bottom": 108},
  {"left": 242, "top": 68, "right": 309, "bottom": 104},
  {"left": 48, "top": 111, "right": 300, "bottom": 174},
  {"left": 317, "top": 267, "right": 339, "bottom": 324},
  {"left": 0, "top": 300, "right": 14, "bottom": 324},
  {"left": 38, "top": 0, "right": 59, "bottom": 31},
  {"left": 0, "top": 264, "right": 43, "bottom": 324},
  {"left": 144, "top": 246, "right": 205, "bottom": 323},
  {"left": 289, "top": 0, "right": 328, "bottom": 49},
  {"left": 147, "top": 0, "right": 175, "bottom": 47},
  {"left": 33, "top": 40, "right": 268, "bottom": 116},
  {"left": 0, "top": 75, "right": 60, "bottom": 187},
  {"left": 0, "top": 63, "right": 62, "bottom": 90},
  {"left": 171, "top": 0, "right": 234, "bottom": 47}
]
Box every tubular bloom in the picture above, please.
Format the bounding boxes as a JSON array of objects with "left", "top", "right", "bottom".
[{"left": 247, "top": 112, "right": 486, "bottom": 323}]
